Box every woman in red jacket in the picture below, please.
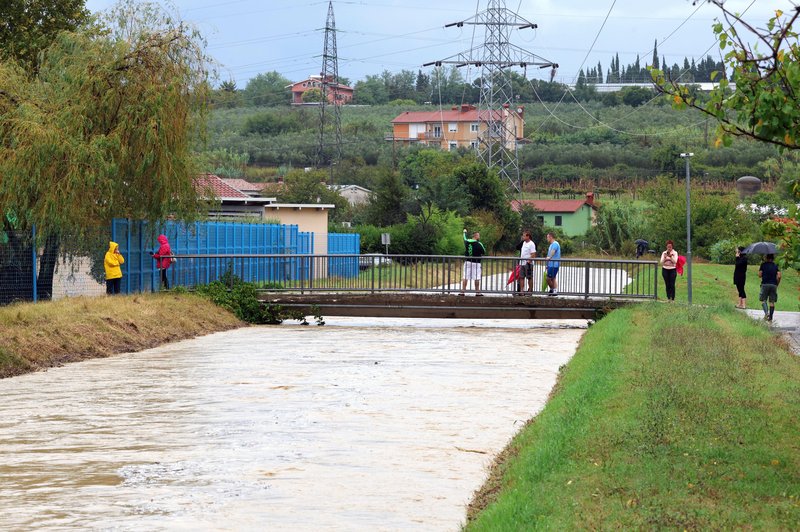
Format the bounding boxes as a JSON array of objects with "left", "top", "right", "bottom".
[{"left": 152, "top": 234, "right": 173, "bottom": 290}]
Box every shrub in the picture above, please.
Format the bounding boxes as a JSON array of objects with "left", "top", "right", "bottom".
[{"left": 708, "top": 239, "right": 738, "bottom": 264}]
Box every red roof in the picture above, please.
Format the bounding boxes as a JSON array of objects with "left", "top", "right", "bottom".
[
  {"left": 221, "top": 178, "right": 266, "bottom": 192},
  {"left": 195, "top": 173, "right": 250, "bottom": 199},
  {"left": 391, "top": 108, "right": 505, "bottom": 124},
  {"left": 511, "top": 199, "right": 594, "bottom": 213}
]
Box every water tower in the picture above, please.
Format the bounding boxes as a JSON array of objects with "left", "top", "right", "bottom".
[{"left": 736, "top": 175, "right": 761, "bottom": 198}]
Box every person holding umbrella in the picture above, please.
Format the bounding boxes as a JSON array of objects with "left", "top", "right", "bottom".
[
  {"left": 758, "top": 253, "right": 781, "bottom": 322},
  {"left": 733, "top": 246, "right": 748, "bottom": 309}
]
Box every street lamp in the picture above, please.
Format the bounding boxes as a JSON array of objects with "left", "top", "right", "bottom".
[{"left": 680, "top": 152, "right": 693, "bottom": 305}]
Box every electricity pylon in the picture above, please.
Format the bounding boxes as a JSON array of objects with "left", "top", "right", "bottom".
[
  {"left": 316, "top": 0, "right": 342, "bottom": 177},
  {"left": 425, "top": 0, "right": 557, "bottom": 192}
]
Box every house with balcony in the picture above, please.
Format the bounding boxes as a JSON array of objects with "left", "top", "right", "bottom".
[
  {"left": 287, "top": 75, "right": 354, "bottom": 105},
  {"left": 389, "top": 104, "right": 525, "bottom": 151},
  {"left": 511, "top": 193, "right": 599, "bottom": 237}
]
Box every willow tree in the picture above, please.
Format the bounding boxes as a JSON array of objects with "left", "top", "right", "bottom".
[{"left": 0, "top": 1, "right": 211, "bottom": 300}]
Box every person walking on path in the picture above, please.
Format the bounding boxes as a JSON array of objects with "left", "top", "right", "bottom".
[
  {"left": 758, "top": 253, "right": 781, "bottom": 321},
  {"left": 460, "top": 229, "right": 486, "bottom": 296},
  {"left": 734, "top": 246, "right": 748, "bottom": 309},
  {"left": 660, "top": 240, "right": 678, "bottom": 301},
  {"left": 545, "top": 232, "right": 561, "bottom": 296},
  {"left": 517, "top": 231, "right": 536, "bottom": 294},
  {"left": 104, "top": 241, "right": 125, "bottom": 295},
  {"left": 152, "top": 234, "right": 174, "bottom": 290}
]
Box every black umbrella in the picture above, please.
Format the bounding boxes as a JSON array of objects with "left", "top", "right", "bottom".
[
  {"left": 634, "top": 239, "right": 648, "bottom": 247},
  {"left": 743, "top": 241, "right": 779, "bottom": 255}
]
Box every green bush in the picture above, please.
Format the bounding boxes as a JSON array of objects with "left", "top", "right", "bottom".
[
  {"left": 195, "top": 278, "right": 263, "bottom": 323},
  {"left": 708, "top": 239, "right": 738, "bottom": 264}
]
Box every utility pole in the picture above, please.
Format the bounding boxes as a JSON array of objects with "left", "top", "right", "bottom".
[
  {"left": 680, "top": 152, "right": 693, "bottom": 305},
  {"left": 316, "top": 0, "right": 342, "bottom": 181},
  {"left": 424, "top": 0, "right": 557, "bottom": 193}
]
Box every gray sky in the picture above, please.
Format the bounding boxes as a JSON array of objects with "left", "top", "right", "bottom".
[{"left": 84, "top": 0, "right": 793, "bottom": 87}]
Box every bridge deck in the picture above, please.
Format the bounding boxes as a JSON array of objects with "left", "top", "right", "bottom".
[{"left": 260, "top": 293, "right": 631, "bottom": 320}]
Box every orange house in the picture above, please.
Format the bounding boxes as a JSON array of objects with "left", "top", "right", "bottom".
[
  {"left": 389, "top": 104, "right": 525, "bottom": 151},
  {"left": 287, "top": 75, "right": 354, "bottom": 105}
]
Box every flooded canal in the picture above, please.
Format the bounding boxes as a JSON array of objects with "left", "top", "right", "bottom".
[{"left": 0, "top": 318, "right": 586, "bottom": 531}]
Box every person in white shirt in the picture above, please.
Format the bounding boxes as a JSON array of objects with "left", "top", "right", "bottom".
[{"left": 517, "top": 231, "right": 537, "bottom": 294}]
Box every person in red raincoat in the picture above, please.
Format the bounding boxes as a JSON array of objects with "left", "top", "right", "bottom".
[{"left": 152, "top": 234, "right": 173, "bottom": 290}]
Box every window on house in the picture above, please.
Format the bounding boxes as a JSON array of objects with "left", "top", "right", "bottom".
[
  {"left": 470, "top": 140, "right": 478, "bottom": 149},
  {"left": 433, "top": 125, "right": 442, "bottom": 138},
  {"left": 555, "top": 215, "right": 563, "bottom": 226},
  {"left": 537, "top": 216, "right": 544, "bottom": 223},
  {"left": 470, "top": 123, "right": 479, "bottom": 132},
  {"left": 448, "top": 122, "right": 458, "bottom": 132},
  {"left": 449, "top": 142, "right": 458, "bottom": 151}
]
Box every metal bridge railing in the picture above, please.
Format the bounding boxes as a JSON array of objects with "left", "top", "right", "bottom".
[{"left": 168, "top": 254, "right": 658, "bottom": 299}]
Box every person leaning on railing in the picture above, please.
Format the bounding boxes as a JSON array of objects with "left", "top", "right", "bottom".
[{"left": 460, "top": 229, "right": 486, "bottom": 296}]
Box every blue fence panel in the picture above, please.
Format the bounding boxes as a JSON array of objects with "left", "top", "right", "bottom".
[
  {"left": 328, "top": 233, "right": 360, "bottom": 278},
  {"left": 111, "top": 219, "right": 303, "bottom": 293}
]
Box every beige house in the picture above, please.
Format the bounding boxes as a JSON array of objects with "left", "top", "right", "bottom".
[
  {"left": 264, "top": 203, "right": 336, "bottom": 256},
  {"left": 389, "top": 104, "right": 525, "bottom": 151}
]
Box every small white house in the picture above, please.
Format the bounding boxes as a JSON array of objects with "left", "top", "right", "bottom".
[{"left": 329, "top": 184, "right": 372, "bottom": 206}]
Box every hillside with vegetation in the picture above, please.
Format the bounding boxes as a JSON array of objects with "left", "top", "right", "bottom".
[{"left": 197, "top": 91, "right": 798, "bottom": 259}]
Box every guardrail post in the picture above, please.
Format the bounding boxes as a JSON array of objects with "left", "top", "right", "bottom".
[
  {"left": 584, "top": 260, "right": 590, "bottom": 299},
  {"left": 653, "top": 262, "right": 659, "bottom": 300},
  {"left": 370, "top": 257, "right": 375, "bottom": 294}
]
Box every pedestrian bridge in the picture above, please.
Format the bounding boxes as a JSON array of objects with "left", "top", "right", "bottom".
[{"left": 171, "top": 254, "right": 659, "bottom": 320}]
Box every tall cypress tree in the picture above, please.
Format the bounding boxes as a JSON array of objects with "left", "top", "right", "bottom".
[{"left": 651, "top": 40, "right": 659, "bottom": 69}]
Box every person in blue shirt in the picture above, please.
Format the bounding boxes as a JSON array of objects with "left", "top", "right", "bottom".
[
  {"left": 758, "top": 253, "right": 781, "bottom": 321},
  {"left": 545, "top": 232, "right": 561, "bottom": 296}
]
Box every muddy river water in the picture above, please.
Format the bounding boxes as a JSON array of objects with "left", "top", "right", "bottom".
[{"left": 0, "top": 317, "right": 585, "bottom": 531}]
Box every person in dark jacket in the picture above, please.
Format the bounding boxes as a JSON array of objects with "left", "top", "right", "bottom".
[
  {"left": 733, "top": 246, "right": 748, "bottom": 309},
  {"left": 152, "top": 234, "right": 173, "bottom": 290},
  {"left": 758, "top": 253, "right": 781, "bottom": 321}
]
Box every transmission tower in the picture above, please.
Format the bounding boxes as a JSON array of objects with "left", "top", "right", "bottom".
[
  {"left": 316, "top": 0, "right": 342, "bottom": 178},
  {"left": 425, "top": 0, "right": 557, "bottom": 192}
]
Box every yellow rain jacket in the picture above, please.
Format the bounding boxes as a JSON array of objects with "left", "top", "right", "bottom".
[{"left": 104, "top": 241, "right": 125, "bottom": 280}]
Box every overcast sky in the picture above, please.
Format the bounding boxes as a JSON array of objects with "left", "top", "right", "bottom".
[{"left": 83, "top": 0, "right": 793, "bottom": 87}]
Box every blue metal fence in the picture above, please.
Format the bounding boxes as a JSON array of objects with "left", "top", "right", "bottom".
[
  {"left": 110, "top": 219, "right": 360, "bottom": 294},
  {"left": 328, "top": 232, "right": 361, "bottom": 278}
]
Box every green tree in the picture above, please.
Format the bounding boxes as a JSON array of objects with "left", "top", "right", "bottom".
[
  {"left": 211, "top": 79, "right": 241, "bottom": 109},
  {"left": 0, "top": 0, "right": 89, "bottom": 69},
  {"left": 243, "top": 71, "right": 292, "bottom": 107},
  {"left": 367, "top": 168, "right": 410, "bottom": 226},
  {"left": 353, "top": 74, "right": 389, "bottom": 105},
  {"left": 302, "top": 87, "right": 323, "bottom": 103},
  {"left": 278, "top": 169, "right": 350, "bottom": 222},
  {"left": 652, "top": 2, "right": 800, "bottom": 269},
  {"left": 0, "top": 0, "right": 210, "bottom": 299}
]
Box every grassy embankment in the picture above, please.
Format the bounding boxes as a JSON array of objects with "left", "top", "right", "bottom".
[
  {"left": 467, "top": 302, "right": 800, "bottom": 529},
  {"left": 0, "top": 293, "right": 243, "bottom": 379}
]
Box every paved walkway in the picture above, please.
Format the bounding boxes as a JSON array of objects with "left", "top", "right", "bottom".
[{"left": 742, "top": 309, "right": 800, "bottom": 355}]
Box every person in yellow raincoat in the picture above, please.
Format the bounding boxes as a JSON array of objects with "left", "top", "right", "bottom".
[{"left": 104, "top": 241, "right": 125, "bottom": 295}]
